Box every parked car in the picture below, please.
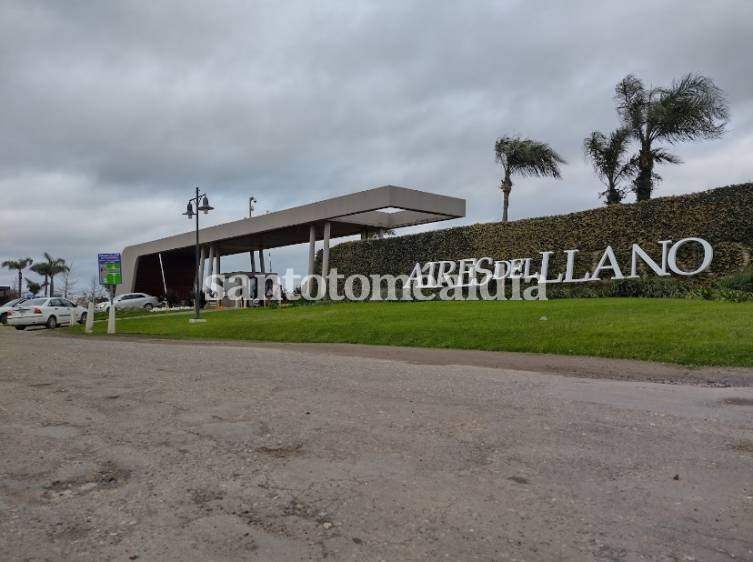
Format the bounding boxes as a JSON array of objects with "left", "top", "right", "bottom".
[
  {"left": 100, "top": 293, "right": 160, "bottom": 313},
  {"left": 0, "top": 298, "right": 28, "bottom": 324},
  {"left": 94, "top": 298, "right": 110, "bottom": 312},
  {"left": 6, "top": 297, "right": 87, "bottom": 330}
]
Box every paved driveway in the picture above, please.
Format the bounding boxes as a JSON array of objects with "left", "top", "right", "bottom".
[{"left": 1, "top": 330, "right": 752, "bottom": 561}]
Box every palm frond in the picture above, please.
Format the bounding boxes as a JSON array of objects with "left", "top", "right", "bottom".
[
  {"left": 649, "top": 73, "right": 728, "bottom": 143},
  {"left": 615, "top": 75, "right": 647, "bottom": 136},
  {"left": 496, "top": 135, "right": 565, "bottom": 179},
  {"left": 650, "top": 147, "right": 681, "bottom": 165}
]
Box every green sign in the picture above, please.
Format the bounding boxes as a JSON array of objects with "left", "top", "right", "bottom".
[{"left": 98, "top": 253, "right": 122, "bottom": 285}]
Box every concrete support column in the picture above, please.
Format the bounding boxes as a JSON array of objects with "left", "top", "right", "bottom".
[
  {"left": 205, "top": 246, "right": 215, "bottom": 290},
  {"left": 258, "top": 248, "right": 266, "bottom": 274},
  {"left": 198, "top": 246, "right": 207, "bottom": 295},
  {"left": 250, "top": 250, "right": 257, "bottom": 273},
  {"left": 308, "top": 225, "right": 316, "bottom": 276},
  {"left": 257, "top": 248, "right": 266, "bottom": 303},
  {"left": 214, "top": 254, "right": 222, "bottom": 307},
  {"left": 322, "top": 222, "right": 331, "bottom": 277}
]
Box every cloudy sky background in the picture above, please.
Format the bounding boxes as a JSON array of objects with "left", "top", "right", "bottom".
[{"left": 2, "top": 0, "right": 752, "bottom": 293}]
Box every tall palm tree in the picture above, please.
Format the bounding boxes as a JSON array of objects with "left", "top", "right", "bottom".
[
  {"left": 495, "top": 136, "right": 565, "bottom": 222},
  {"left": 25, "top": 278, "right": 42, "bottom": 297},
  {"left": 615, "top": 73, "right": 728, "bottom": 201},
  {"left": 2, "top": 257, "right": 33, "bottom": 297},
  {"left": 30, "top": 253, "right": 69, "bottom": 297},
  {"left": 45, "top": 253, "right": 69, "bottom": 297},
  {"left": 583, "top": 128, "right": 637, "bottom": 205}
]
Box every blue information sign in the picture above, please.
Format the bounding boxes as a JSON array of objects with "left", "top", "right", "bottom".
[{"left": 98, "top": 253, "right": 122, "bottom": 285}]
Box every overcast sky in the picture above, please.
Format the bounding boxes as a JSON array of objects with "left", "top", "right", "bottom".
[{"left": 2, "top": 0, "right": 752, "bottom": 293}]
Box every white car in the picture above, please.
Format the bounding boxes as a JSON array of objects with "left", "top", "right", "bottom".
[
  {"left": 6, "top": 297, "right": 87, "bottom": 330},
  {"left": 0, "top": 298, "right": 27, "bottom": 324},
  {"left": 101, "top": 292, "right": 160, "bottom": 312}
]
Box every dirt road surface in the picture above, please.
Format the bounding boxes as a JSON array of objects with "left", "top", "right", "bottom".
[{"left": 1, "top": 329, "right": 752, "bottom": 561}]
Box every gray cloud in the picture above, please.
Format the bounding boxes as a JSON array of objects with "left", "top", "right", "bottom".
[{"left": 2, "top": 0, "right": 752, "bottom": 290}]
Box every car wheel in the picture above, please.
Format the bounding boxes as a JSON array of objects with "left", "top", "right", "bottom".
[
  {"left": 0, "top": 313, "right": 6, "bottom": 325},
  {"left": 79, "top": 312, "right": 87, "bottom": 325},
  {"left": 144, "top": 303, "right": 153, "bottom": 311},
  {"left": 46, "top": 315, "right": 58, "bottom": 329},
  {"left": 15, "top": 326, "right": 25, "bottom": 331}
]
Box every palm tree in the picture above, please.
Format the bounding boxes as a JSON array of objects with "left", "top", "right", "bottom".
[
  {"left": 30, "top": 253, "right": 69, "bottom": 297},
  {"left": 2, "top": 258, "right": 33, "bottom": 297},
  {"left": 495, "top": 136, "right": 565, "bottom": 222},
  {"left": 583, "top": 128, "right": 637, "bottom": 205},
  {"left": 25, "top": 278, "right": 42, "bottom": 297},
  {"left": 46, "top": 253, "right": 69, "bottom": 297},
  {"left": 30, "top": 262, "right": 52, "bottom": 297},
  {"left": 615, "top": 73, "right": 728, "bottom": 201}
]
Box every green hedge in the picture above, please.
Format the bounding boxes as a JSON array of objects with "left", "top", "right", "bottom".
[{"left": 325, "top": 183, "right": 753, "bottom": 290}]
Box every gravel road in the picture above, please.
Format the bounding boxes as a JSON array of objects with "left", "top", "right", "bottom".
[{"left": 1, "top": 329, "right": 752, "bottom": 561}]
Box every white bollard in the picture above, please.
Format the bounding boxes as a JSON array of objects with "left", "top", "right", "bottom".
[
  {"left": 107, "top": 303, "right": 116, "bottom": 334},
  {"left": 85, "top": 301, "right": 95, "bottom": 333}
]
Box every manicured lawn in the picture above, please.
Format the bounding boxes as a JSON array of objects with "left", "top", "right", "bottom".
[
  {"left": 91, "top": 307, "right": 192, "bottom": 322},
  {"left": 72, "top": 299, "right": 753, "bottom": 367}
]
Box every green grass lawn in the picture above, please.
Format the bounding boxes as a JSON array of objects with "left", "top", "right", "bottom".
[
  {"left": 69, "top": 298, "right": 753, "bottom": 367},
  {"left": 91, "top": 307, "right": 194, "bottom": 321}
]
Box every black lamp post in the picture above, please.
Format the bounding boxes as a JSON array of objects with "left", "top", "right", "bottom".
[{"left": 183, "top": 187, "right": 214, "bottom": 321}]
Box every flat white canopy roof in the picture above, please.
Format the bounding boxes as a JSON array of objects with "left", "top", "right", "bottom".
[{"left": 121, "top": 185, "right": 466, "bottom": 293}]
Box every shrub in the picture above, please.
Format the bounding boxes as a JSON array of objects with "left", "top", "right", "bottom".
[
  {"left": 716, "top": 269, "right": 753, "bottom": 293},
  {"left": 716, "top": 288, "right": 753, "bottom": 302}
]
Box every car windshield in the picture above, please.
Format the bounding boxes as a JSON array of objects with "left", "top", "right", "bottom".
[
  {"left": 4, "top": 298, "right": 24, "bottom": 307},
  {"left": 23, "top": 298, "right": 48, "bottom": 306}
]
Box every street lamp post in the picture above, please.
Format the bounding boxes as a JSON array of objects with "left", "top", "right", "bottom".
[{"left": 183, "top": 187, "right": 214, "bottom": 322}]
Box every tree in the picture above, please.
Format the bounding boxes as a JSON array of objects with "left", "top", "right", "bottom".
[
  {"left": 46, "top": 254, "right": 69, "bottom": 297},
  {"left": 30, "top": 262, "right": 52, "bottom": 296},
  {"left": 30, "top": 253, "right": 69, "bottom": 297},
  {"left": 583, "top": 128, "right": 637, "bottom": 205},
  {"left": 25, "top": 278, "right": 42, "bottom": 297},
  {"left": 86, "top": 275, "right": 107, "bottom": 305},
  {"left": 494, "top": 136, "right": 565, "bottom": 222},
  {"left": 2, "top": 258, "right": 33, "bottom": 297},
  {"left": 615, "top": 73, "right": 728, "bottom": 201}
]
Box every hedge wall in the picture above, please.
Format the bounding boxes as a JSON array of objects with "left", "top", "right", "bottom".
[{"left": 325, "top": 183, "right": 753, "bottom": 287}]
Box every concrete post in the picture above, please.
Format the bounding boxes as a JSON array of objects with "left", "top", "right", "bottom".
[
  {"left": 107, "top": 303, "right": 116, "bottom": 334},
  {"left": 258, "top": 248, "right": 265, "bottom": 274},
  {"left": 85, "top": 301, "right": 94, "bottom": 333},
  {"left": 250, "top": 251, "right": 257, "bottom": 273}
]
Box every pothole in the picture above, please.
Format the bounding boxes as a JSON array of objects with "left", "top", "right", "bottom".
[
  {"left": 255, "top": 444, "right": 303, "bottom": 458},
  {"left": 46, "top": 460, "right": 131, "bottom": 497},
  {"left": 721, "top": 397, "right": 753, "bottom": 406}
]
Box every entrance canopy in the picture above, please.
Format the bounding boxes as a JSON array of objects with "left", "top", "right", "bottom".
[{"left": 120, "top": 185, "right": 466, "bottom": 298}]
